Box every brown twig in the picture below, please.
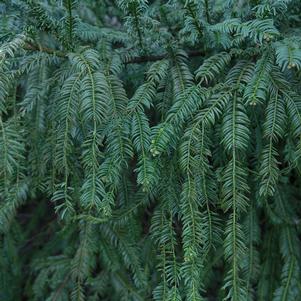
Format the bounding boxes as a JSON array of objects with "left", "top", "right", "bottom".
[
  {"left": 23, "top": 42, "right": 66, "bottom": 58},
  {"left": 123, "top": 50, "right": 203, "bottom": 64},
  {"left": 23, "top": 42, "right": 204, "bottom": 64},
  {"left": 52, "top": 272, "right": 71, "bottom": 301}
]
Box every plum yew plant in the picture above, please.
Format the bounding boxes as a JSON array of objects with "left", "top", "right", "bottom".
[{"left": 1, "top": 0, "right": 301, "bottom": 300}]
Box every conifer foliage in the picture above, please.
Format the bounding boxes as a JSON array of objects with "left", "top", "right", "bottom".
[{"left": 1, "top": 0, "right": 301, "bottom": 300}]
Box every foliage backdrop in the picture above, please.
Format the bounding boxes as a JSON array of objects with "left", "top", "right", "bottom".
[{"left": 1, "top": 0, "right": 301, "bottom": 300}]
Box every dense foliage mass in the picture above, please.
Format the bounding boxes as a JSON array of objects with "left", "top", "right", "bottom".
[{"left": 1, "top": 0, "right": 301, "bottom": 300}]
